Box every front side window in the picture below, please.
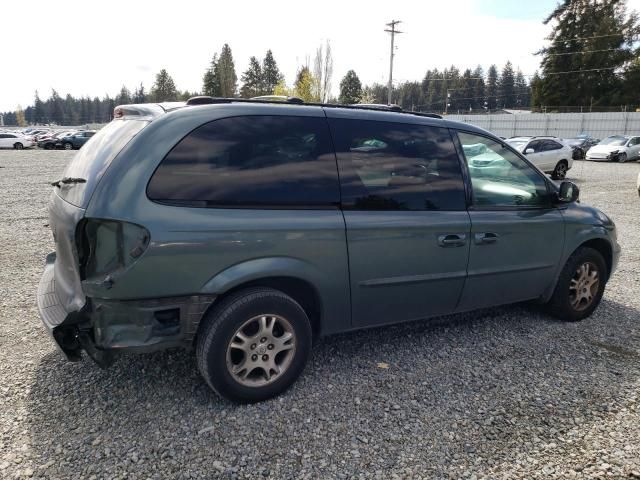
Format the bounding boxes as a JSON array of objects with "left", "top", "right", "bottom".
[
  {"left": 147, "top": 116, "right": 339, "bottom": 207},
  {"left": 458, "top": 131, "right": 550, "bottom": 208},
  {"left": 329, "top": 119, "right": 466, "bottom": 211}
]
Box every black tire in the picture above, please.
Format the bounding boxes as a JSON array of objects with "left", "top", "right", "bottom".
[
  {"left": 196, "top": 287, "right": 312, "bottom": 403},
  {"left": 63, "top": 142, "right": 73, "bottom": 150},
  {"left": 14, "top": 143, "right": 24, "bottom": 150},
  {"left": 551, "top": 160, "right": 568, "bottom": 180},
  {"left": 546, "top": 247, "right": 607, "bottom": 322},
  {"left": 618, "top": 153, "right": 627, "bottom": 163},
  {"left": 44, "top": 143, "right": 54, "bottom": 150}
]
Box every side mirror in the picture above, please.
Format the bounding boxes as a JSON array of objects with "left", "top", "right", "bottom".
[
  {"left": 558, "top": 181, "right": 579, "bottom": 203},
  {"left": 525, "top": 148, "right": 535, "bottom": 155}
]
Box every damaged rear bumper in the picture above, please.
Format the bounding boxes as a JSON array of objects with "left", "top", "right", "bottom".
[{"left": 37, "top": 252, "right": 215, "bottom": 367}]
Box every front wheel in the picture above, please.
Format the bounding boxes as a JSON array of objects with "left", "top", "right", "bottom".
[
  {"left": 196, "top": 287, "right": 312, "bottom": 402},
  {"left": 551, "top": 160, "right": 568, "bottom": 180},
  {"left": 63, "top": 142, "right": 73, "bottom": 150},
  {"left": 546, "top": 247, "right": 607, "bottom": 321},
  {"left": 13, "top": 143, "right": 24, "bottom": 150},
  {"left": 618, "top": 153, "right": 627, "bottom": 163},
  {"left": 44, "top": 143, "right": 54, "bottom": 150}
]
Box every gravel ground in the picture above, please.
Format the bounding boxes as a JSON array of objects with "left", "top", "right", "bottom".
[{"left": 0, "top": 149, "right": 639, "bottom": 479}]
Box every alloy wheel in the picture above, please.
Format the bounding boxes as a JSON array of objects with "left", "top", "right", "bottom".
[
  {"left": 569, "top": 261, "right": 600, "bottom": 312},
  {"left": 226, "top": 314, "right": 296, "bottom": 387},
  {"left": 64, "top": 143, "right": 73, "bottom": 150}
]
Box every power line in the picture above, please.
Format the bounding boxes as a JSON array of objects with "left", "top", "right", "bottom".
[
  {"left": 542, "top": 48, "right": 625, "bottom": 56},
  {"left": 547, "top": 32, "right": 627, "bottom": 42}
]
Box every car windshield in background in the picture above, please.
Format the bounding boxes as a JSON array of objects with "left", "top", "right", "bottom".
[
  {"left": 506, "top": 139, "right": 528, "bottom": 150},
  {"left": 57, "top": 120, "right": 148, "bottom": 208},
  {"left": 599, "top": 136, "right": 628, "bottom": 146}
]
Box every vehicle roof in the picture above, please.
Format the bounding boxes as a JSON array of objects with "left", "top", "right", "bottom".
[{"left": 116, "top": 100, "right": 494, "bottom": 138}]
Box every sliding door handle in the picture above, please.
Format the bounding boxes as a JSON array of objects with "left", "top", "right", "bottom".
[
  {"left": 438, "top": 233, "right": 467, "bottom": 247},
  {"left": 474, "top": 232, "right": 499, "bottom": 245}
]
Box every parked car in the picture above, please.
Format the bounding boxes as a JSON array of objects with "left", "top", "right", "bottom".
[
  {"left": 55, "top": 130, "right": 96, "bottom": 150},
  {"left": 505, "top": 136, "right": 574, "bottom": 179},
  {"left": 37, "top": 98, "right": 621, "bottom": 402},
  {"left": 585, "top": 135, "right": 640, "bottom": 162},
  {"left": 0, "top": 132, "right": 34, "bottom": 149},
  {"left": 38, "top": 131, "right": 77, "bottom": 149},
  {"left": 637, "top": 171, "right": 640, "bottom": 197},
  {"left": 563, "top": 134, "right": 600, "bottom": 160}
]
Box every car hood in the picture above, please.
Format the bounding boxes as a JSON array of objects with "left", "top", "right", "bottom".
[{"left": 589, "top": 144, "right": 626, "bottom": 154}]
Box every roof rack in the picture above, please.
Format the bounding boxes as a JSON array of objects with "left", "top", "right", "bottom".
[{"left": 184, "top": 96, "right": 442, "bottom": 119}]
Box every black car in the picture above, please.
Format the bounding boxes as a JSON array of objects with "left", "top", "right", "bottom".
[{"left": 565, "top": 135, "right": 600, "bottom": 160}]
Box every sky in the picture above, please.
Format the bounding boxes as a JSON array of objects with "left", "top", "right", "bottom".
[{"left": 1, "top": 0, "right": 638, "bottom": 112}]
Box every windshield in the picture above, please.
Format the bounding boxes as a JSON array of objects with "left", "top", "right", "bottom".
[
  {"left": 506, "top": 139, "right": 528, "bottom": 150},
  {"left": 599, "top": 136, "right": 628, "bottom": 146},
  {"left": 57, "top": 120, "right": 148, "bottom": 207}
]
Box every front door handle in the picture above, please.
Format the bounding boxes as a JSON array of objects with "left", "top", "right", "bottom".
[
  {"left": 438, "top": 233, "right": 467, "bottom": 248},
  {"left": 474, "top": 232, "right": 499, "bottom": 245}
]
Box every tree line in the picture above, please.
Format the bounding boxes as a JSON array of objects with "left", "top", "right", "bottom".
[{"left": 3, "top": 0, "right": 640, "bottom": 126}]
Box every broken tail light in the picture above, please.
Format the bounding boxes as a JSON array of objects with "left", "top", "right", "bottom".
[{"left": 78, "top": 219, "right": 150, "bottom": 280}]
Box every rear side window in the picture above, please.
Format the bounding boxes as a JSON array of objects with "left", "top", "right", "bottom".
[
  {"left": 147, "top": 116, "right": 340, "bottom": 208},
  {"left": 58, "top": 120, "right": 148, "bottom": 207},
  {"left": 328, "top": 118, "right": 466, "bottom": 211}
]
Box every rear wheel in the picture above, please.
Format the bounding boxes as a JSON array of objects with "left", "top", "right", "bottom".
[
  {"left": 63, "top": 142, "right": 73, "bottom": 150},
  {"left": 551, "top": 160, "right": 568, "bottom": 180},
  {"left": 618, "top": 153, "right": 627, "bottom": 163},
  {"left": 196, "top": 287, "right": 312, "bottom": 402},
  {"left": 546, "top": 247, "right": 607, "bottom": 321},
  {"left": 13, "top": 143, "right": 23, "bottom": 150}
]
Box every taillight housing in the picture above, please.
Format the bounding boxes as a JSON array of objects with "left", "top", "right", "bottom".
[{"left": 77, "top": 219, "right": 150, "bottom": 280}]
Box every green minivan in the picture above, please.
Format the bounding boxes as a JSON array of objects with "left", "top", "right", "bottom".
[{"left": 37, "top": 98, "right": 620, "bottom": 402}]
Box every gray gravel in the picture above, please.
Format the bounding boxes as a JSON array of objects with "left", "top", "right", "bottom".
[{"left": 1, "top": 149, "right": 639, "bottom": 479}]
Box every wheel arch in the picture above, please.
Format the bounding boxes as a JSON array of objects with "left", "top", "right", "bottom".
[
  {"left": 579, "top": 237, "right": 613, "bottom": 280},
  {"left": 196, "top": 258, "right": 328, "bottom": 342}
]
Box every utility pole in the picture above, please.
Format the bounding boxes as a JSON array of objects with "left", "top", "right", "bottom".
[{"left": 385, "top": 20, "right": 403, "bottom": 105}]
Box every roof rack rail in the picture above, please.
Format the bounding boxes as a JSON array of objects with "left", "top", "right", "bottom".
[{"left": 183, "top": 96, "right": 443, "bottom": 119}]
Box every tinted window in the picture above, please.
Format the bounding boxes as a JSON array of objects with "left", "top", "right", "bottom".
[
  {"left": 458, "top": 131, "right": 550, "bottom": 208},
  {"left": 59, "top": 120, "right": 148, "bottom": 207},
  {"left": 147, "top": 116, "right": 339, "bottom": 207},
  {"left": 527, "top": 140, "right": 543, "bottom": 152},
  {"left": 0, "top": 134, "right": 8, "bottom": 139},
  {"left": 329, "top": 119, "right": 465, "bottom": 211},
  {"left": 542, "top": 140, "right": 562, "bottom": 151}
]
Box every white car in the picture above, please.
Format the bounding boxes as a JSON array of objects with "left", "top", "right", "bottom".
[
  {"left": 505, "top": 136, "right": 574, "bottom": 180},
  {"left": 0, "top": 132, "right": 34, "bottom": 149},
  {"left": 586, "top": 135, "right": 640, "bottom": 162}
]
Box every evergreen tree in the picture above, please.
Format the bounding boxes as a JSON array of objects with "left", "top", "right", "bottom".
[
  {"left": 530, "top": 71, "right": 543, "bottom": 108},
  {"left": 486, "top": 65, "right": 499, "bottom": 110},
  {"left": 203, "top": 53, "right": 221, "bottom": 96},
  {"left": 537, "top": 0, "right": 638, "bottom": 107},
  {"left": 34, "top": 91, "right": 45, "bottom": 124},
  {"left": 262, "top": 49, "right": 283, "bottom": 95},
  {"left": 459, "top": 69, "right": 475, "bottom": 112},
  {"left": 116, "top": 85, "right": 132, "bottom": 106},
  {"left": 472, "top": 66, "right": 486, "bottom": 110},
  {"left": 338, "top": 70, "right": 363, "bottom": 104},
  {"left": 133, "top": 83, "right": 146, "bottom": 103},
  {"left": 216, "top": 44, "right": 237, "bottom": 97},
  {"left": 498, "top": 61, "right": 516, "bottom": 108},
  {"left": 49, "top": 90, "right": 64, "bottom": 124},
  {"left": 240, "top": 56, "right": 264, "bottom": 98},
  {"left": 151, "top": 69, "right": 178, "bottom": 102},
  {"left": 514, "top": 68, "right": 530, "bottom": 108}
]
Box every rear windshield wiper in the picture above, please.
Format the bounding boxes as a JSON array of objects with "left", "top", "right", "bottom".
[{"left": 50, "top": 177, "right": 87, "bottom": 188}]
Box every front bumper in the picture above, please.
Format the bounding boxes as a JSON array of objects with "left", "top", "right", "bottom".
[{"left": 37, "top": 252, "right": 215, "bottom": 366}]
